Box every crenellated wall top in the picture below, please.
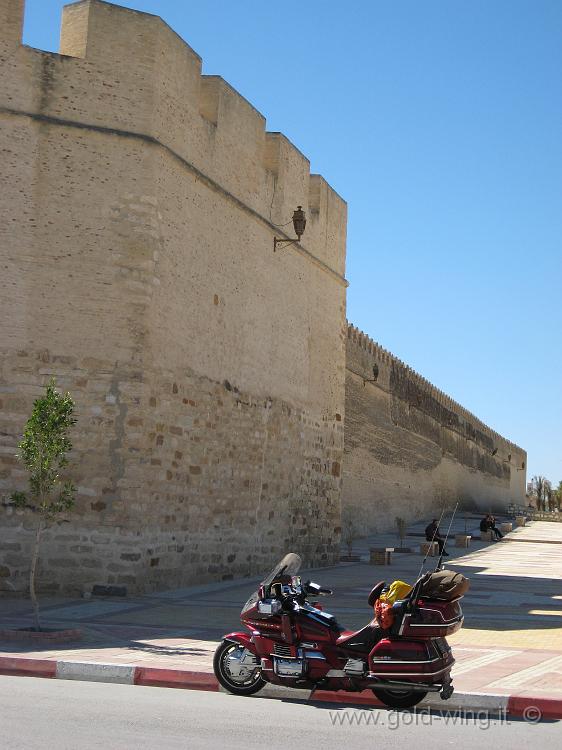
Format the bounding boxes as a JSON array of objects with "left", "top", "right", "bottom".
[
  {"left": 346, "top": 323, "right": 524, "bottom": 454},
  {"left": 0, "top": 0, "right": 347, "bottom": 279}
]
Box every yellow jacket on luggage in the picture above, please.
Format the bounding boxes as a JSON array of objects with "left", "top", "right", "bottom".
[{"left": 379, "top": 580, "right": 412, "bottom": 604}]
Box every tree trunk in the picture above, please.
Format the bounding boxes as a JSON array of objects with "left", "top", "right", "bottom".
[{"left": 29, "top": 519, "right": 44, "bottom": 631}]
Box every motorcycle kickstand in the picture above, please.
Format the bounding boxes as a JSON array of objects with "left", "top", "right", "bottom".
[
  {"left": 308, "top": 679, "right": 329, "bottom": 700},
  {"left": 441, "top": 680, "right": 454, "bottom": 700}
]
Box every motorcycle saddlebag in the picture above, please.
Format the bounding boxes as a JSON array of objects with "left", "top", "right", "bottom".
[{"left": 419, "top": 571, "right": 469, "bottom": 601}]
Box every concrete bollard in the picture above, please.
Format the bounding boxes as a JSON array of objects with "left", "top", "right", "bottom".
[
  {"left": 419, "top": 542, "right": 439, "bottom": 557},
  {"left": 455, "top": 534, "right": 471, "bottom": 548},
  {"left": 370, "top": 547, "right": 394, "bottom": 565}
]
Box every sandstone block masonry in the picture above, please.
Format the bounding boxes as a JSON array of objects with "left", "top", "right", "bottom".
[
  {"left": 0, "top": 1, "right": 526, "bottom": 597},
  {"left": 343, "top": 326, "right": 527, "bottom": 534},
  {"left": 0, "top": 0, "right": 347, "bottom": 594}
]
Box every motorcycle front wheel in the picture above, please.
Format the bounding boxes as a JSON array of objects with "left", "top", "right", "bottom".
[
  {"left": 213, "top": 640, "right": 265, "bottom": 696},
  {"left": 372, "top": 688, "right": 428, "bottom": 709}
]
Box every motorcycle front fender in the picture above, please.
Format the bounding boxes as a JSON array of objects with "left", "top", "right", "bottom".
[{"left": 222, "top": 632, "right": 256, "bottom": 653}]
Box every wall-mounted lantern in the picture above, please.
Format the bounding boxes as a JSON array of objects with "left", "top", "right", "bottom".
[{"left": 273, "top": 206, "right": 306, "bottom": 252}]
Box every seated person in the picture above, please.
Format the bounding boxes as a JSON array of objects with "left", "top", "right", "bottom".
[
  {"left": 424, "top": 519, "right": 449, "bottom": 556},
  {"left": 488, "top": 514, "right": 503, "bottom": 540},
  {"left": 480, "top": 516, "right": 490, "bottom": 533}
]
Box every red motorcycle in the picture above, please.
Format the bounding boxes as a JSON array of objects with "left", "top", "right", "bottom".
[{"left": 214, "top": 553, "right": 466, "bottom": 709}]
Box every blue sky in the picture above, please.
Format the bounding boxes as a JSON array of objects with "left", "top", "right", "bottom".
[{"left": 24, "top": 0, "right": 562, "bottom": 487}]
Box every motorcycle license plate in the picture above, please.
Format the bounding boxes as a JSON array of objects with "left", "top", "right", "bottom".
[{"left": 274, "top": 657, "right": 305, "bottom": 677}]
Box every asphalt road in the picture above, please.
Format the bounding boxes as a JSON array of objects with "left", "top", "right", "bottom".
[{"left": 1, "top": 676, "right": 560, "bottom": 749}]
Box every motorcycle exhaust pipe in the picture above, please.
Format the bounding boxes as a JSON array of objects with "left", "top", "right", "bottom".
[{"left": 366, "top": 678, "right": 442, "bottom": 693}]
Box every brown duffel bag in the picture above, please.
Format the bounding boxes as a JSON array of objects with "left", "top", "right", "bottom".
[{"left": 419, "top": 570, "right": 470, "bottom": 600}]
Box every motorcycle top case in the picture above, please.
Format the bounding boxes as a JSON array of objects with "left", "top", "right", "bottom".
[
  {"left": 419, "top": 571, "right": 469, "bottom": 601},
  {"left": 399, "top": 598, "right": 464, "bottom": 638}
]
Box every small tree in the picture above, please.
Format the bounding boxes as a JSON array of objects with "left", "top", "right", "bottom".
[
  {"left": 545, "top": 481, "right": 553, "bottom": 512},
  {"left": 555, "top": 481, "right": 562, "bottom": 512},
  {"left": 11, "top": 379, "right": 76, "bottom": 631},
  {"left": 395, "top": 516, "right": 407, "bottom": 547},
  {"left": 531, "top": 475, "right": 549, "bottom": 512},
  {"left": 342, "top": 518, "right": 358, "bottom": 557}
]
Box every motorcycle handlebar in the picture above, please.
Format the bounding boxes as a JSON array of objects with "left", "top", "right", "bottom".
[
  {"left": 304, "top": 580, "right": 333, "bottom": 596},
  {"left": 267, "top": 580, "right": 333, "bottom": 605}
]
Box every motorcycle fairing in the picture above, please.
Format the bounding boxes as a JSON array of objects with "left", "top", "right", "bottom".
[
  {"left": 223, "top": 631, "right": 256, "bottom": 652},
  {"left": 241, "top": 553, "right": 303, "bottom": 615}
]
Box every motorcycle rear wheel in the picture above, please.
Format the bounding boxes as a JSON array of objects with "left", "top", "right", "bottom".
[
  {"left": 372, "top": 688, "right": 428, "bottom": 709},
  {"left": 213, "top": 640, "right": 265, "bottom": 696}
]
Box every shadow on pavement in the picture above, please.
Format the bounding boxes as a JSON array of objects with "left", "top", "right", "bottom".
[{"left": 1, "top": 521, "right": 561, "bottom": 660}]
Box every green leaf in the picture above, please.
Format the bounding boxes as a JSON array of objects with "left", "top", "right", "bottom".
[
  {"left": 11, "top": 490, "right": 28, "bottom": 508},
  {"left": 13, "top": 378, "right": 76, "bottom": 520}
]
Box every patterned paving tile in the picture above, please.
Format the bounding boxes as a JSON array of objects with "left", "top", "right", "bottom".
[{"left": 1, "top": 521, "right": 561, "bottom": 697}]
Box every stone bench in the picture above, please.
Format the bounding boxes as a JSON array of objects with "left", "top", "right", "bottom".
[
  {"left": 370, "top": 547, "right": 394, "bottom": 565},
  {"left": 480, "top": 530, "right": 493, "bottom": 541},
  {"left": 455, "top": 534, "right": 471, "bottom": 548},
  {"left": 419, "top": 541, "right": 439, "bottom": 556},
  {"left": 500, "top": 522, "right": 512, "bottom": 534},
  {"left": 515, "top": 516, "right": 526, "bottom": 527}
]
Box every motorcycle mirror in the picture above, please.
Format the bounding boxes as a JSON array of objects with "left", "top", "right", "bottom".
[
  {"left": 305, "top": 581, "right": 332, "bottom": 596},
  {"left": 271, "top": 583, "right": 282, "bottom": 598}
]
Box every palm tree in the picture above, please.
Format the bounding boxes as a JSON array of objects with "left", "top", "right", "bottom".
[{"left": 531, "top": 475, "right": 551, "bottom": 512}]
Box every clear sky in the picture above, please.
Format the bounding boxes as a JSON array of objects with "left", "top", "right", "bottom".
[{"left": 23, "top": 0, "right": 562, "bottom": 487}]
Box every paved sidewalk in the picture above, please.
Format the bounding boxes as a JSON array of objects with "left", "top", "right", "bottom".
[{"left": 1, "top": 520, "right": 561, "bottom": 716}]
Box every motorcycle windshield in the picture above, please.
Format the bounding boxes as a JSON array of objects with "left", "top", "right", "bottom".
[{"left": 241, "top": 553, "right": 302, "bottom": 614}]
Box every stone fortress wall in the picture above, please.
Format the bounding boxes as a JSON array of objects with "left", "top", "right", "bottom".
[
  {"left": 0, "top": 0, "right": 347, "bottom": 594},
  {"left": 0, "top": 0, "right": 526, "bottom": 596},
  {"left": 343, "top": 325, "right": 527, "bottom": 534}
]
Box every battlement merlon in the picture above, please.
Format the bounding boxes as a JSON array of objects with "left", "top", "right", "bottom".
[
  {"left": 0, "top": 0, "right": 347, "bottom": 280},
  {"left": 346, "top": 322, "right": 525, "bottom": 457},
  {"left": 0, "top": 0, "right": 23, "bottom": 56}
]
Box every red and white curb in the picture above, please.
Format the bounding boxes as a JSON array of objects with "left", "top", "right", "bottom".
[
  {"left": 0, "top": 657, "right": 217, "bottom": 691},
  {"left": 0, "top": 656, "right": 560, "bottom": 720}
]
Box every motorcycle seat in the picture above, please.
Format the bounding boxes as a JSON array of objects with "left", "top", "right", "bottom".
[{"left": 336, "top": 620, "right": 384, "bottom": 653}]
